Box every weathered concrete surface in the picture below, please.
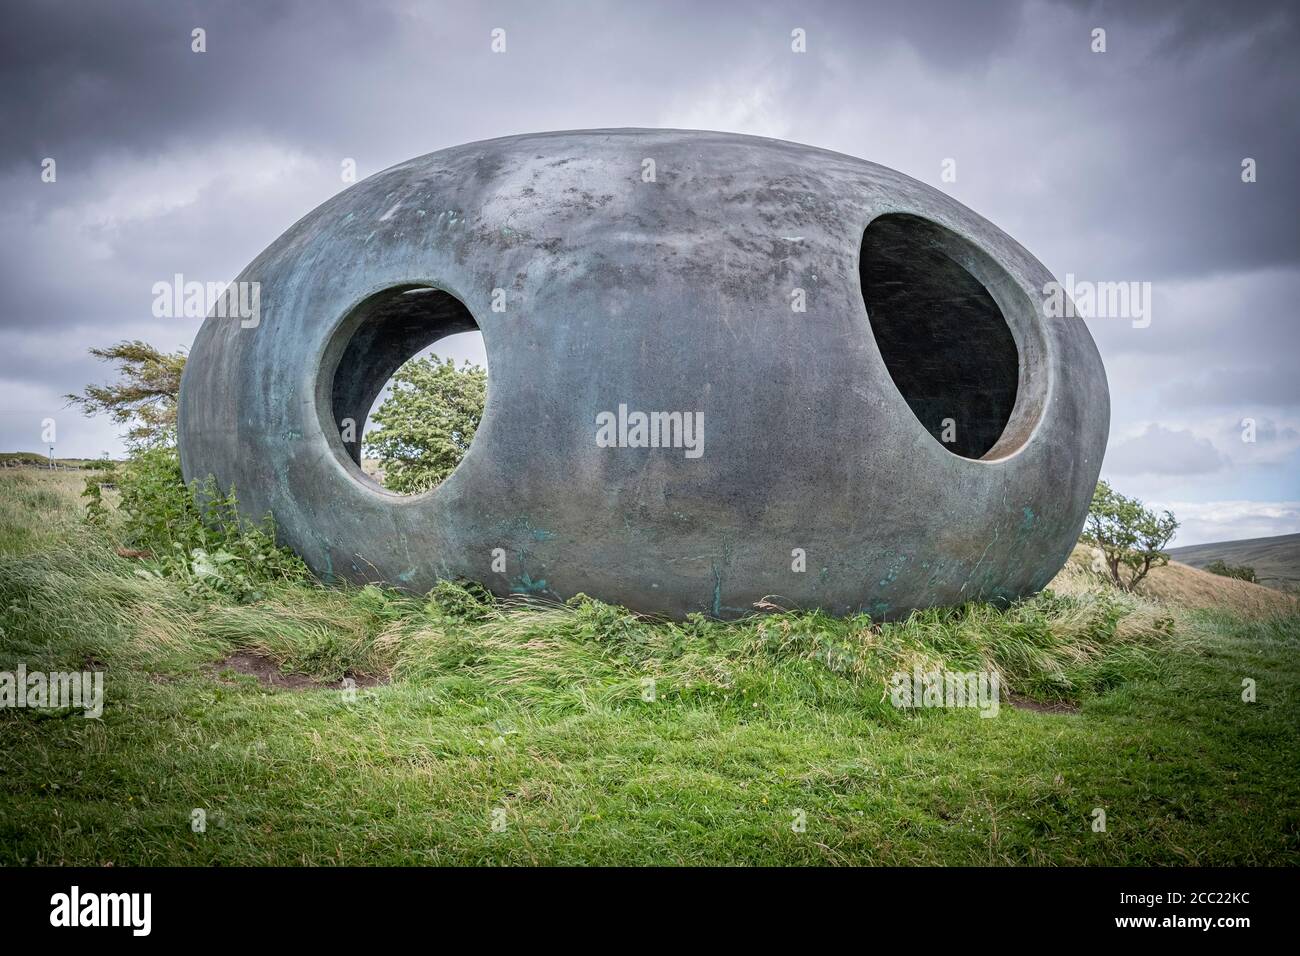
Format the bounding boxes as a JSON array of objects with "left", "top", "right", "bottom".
[{"left": 178, "top": 129, "right": 1109, "bottom": 619}]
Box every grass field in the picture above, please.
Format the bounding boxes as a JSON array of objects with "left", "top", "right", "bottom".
[{"left": 1, "top": 467, "right": 1297, "bottom": 865}]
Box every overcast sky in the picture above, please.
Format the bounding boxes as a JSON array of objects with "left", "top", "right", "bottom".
[{"left": 2, "top": 0, "right": 1297, "bottom": 545}]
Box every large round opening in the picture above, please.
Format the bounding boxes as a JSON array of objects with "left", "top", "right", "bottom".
[
  {"left": 858, "top": 214, "right": 1020, "bottom": 459},
  {"left": 322, "top": 285, "right": 487, "bottom": 495}
]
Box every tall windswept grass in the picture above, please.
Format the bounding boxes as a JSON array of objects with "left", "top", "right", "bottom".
[
  {"left": 0, "top": 466, "right": 1191, "bottom": 709},
  {"left": 378, "top": 580, "right": 1185, "bottom": 715},
  {"left": 0, "top": 469, "right": 98, "bottom": 555}
]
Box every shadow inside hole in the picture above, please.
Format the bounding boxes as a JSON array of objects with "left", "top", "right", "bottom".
[{"left": 859, "top": 214, "right": 1020, "bottom": 459}]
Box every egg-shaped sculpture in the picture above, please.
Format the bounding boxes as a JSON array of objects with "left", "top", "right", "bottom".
[{"left": 178, "top": 129, "right": 1109, "bottom": 619}]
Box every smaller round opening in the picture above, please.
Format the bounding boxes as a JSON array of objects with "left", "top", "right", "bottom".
[
  {"left": 322, "top": 285, "right": 488, "bottom": 496},
  {"left": 858, "top": 214, "right": 1022, "bottom": 460}
]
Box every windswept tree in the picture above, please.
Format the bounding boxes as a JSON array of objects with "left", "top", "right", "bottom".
[
  {"left": 1083, "top": 480, "right": 1178, "bottom": 591},
  {"left": 364, "top": 356, "right": 487, "bottom": 495},
  {"left": 66, "top": 340, "right": 186, "bottom": 448}
]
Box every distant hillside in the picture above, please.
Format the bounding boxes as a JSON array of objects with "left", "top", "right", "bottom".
[
  {"left": 1168, "top": 533, "right": 1300, "bottom": 593},
  {"left": 0, "top": 451, "right": 110, "bottom": 469},
  {"left": 1053, "top": 544, "right": 1298, "bottom": 616},
  {"left": 1139, "top": 559, "right": 1298, "bottom": 614}
]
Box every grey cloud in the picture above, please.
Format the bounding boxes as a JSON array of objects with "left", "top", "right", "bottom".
[
  {"left": 1105, "top": 423, "right": 1229, "bottom": 476},
  {"left": 1165, "top": 365, "right": 1300, "bottom": 409}
]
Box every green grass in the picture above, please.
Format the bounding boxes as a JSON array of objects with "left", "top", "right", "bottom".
[{"left": 0, "top": 466, "right": 1297, "bottom": 865}]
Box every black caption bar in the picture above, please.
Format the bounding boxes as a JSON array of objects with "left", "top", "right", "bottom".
[{"left": 0, "top": 866, "right": 1277, "bottom": 942}]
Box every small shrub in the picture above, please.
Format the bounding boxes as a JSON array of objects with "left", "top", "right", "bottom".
[
  {"left": 80, "top": 475, "right": 109, "bottom": 526},
  {"left": 1205, "top": 559, "right": 1258, "bottom": 583},
  {"left": 425, "top": 579, "right": 497, "bottom": 624},
  {"left": 108, "top": 446, "right": 307, "bottom": 600}
]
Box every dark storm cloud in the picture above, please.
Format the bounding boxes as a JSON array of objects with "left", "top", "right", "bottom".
[
  {"left": 1046, "top": 0, "right": 1300, "bottom": 276},
  {"left": 0, "top": 0, "right": 398, "bottom": 164},
  {"left": 1, "top": 0, "right": 756, "bottom": 168},
  {"left": 5, "top": 0, "right": 1297, "bottom": 281},
  {"left": 1064, "top": 0, "right": 1296, "bottom": 56},
  {"left": 814, "top": 0, "right": 1028, "bottom": 68}
]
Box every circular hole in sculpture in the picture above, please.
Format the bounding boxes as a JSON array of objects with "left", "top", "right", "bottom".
[
  {"left": 858, "top": 214, "right": 1020, "bottom": 460},
  {"left": 326, "top": 286, "right": 487, "bottom": 495}
]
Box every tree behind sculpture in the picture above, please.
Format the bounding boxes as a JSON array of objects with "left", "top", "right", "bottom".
[
  {"left": 1084, "top": 480, "right": 1178, "bottom": 591},
  {"left": 364, "top": 356, "right": 486, "bottom": 495},
  {"left": 66, "top": 340, "right": 186, "bottom": 449}
]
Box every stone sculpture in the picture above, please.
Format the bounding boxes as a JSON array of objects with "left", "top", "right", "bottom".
[{"left": 178, "top": 129, "right": 1109, "bottom": 618}]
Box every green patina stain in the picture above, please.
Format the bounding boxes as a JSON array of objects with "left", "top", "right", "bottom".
[
  {"left": 511, "top": 518, "right": 556, "bottom": 543},
  {"left": 877, "top": 551, "right": 908, "bottom": 589},
  {"left": 510, "top": 573, "right": 547, "bottom": 594},
  {"left": 1021, "top": 507, "right": 1036, "bottom": 532},
  {"left": 311, "top": 532, "right": 335, "bottom": 583}
]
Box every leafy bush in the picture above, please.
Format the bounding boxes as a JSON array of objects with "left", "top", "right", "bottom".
[
  {"left": 103, "top": 445, "right": 307, "bottom": 599},
  {"left": 364, "top": 355, "right": 486, "bottom": 494},
  {"left": 67, "top": 340, "right": 310, "bottom": 599},
  {"left": 425, "top": 579, "right": 497, "bottom": 624},
  {"left": 1205, "top": 559, "right": 1258, "bottom": 583},
  {"left": 81, "top": 474, "right": 109, "bottom": 526}
]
